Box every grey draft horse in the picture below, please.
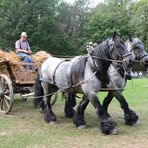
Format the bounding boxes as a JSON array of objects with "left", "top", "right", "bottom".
[
  {"left": 34, "top": 32, "right": 133, "bottom": 135},
  {"left": 64, "top": 36, "right": 148, "bottom": 130}
]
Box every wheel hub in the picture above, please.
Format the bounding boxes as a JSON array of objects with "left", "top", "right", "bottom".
[{"left": 0, "top": 90, "right": 4, "bottom": 98}]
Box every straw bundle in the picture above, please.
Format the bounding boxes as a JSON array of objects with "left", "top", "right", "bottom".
[
  {"left": 32, "top": 51, "right": 51, "bottom": 63},
  {"left": 0, "top": 50, "right": 24, "bottom": 75},
  {"left": 0, "top": 50, "right": 5, "bottom": 60},
  {"left": 0, "top": 50, "right": 51, "bottom": 76},
  {"left": 5, "top": 51, "right": 22, "bottom": 63},
  {"left": 0, "top": 50, "right": 22, "bottom": 63}
]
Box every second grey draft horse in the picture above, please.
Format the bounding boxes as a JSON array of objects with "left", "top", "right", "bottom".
[{"left": 34, "top": 32, "right": 133, "bottom": 135}]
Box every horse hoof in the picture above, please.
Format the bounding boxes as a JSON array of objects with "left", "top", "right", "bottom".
[
  {"left": 133, "top": 119, "right": 141, "bottom": 126},
  {"left": 77, "top": 125, "right": 86, "bottom": 129},
  {"left": 50, "top": 121, "right": 57, "bottom": 125},
  {"left": 40, "top": 108, "right": 44, "bottom": 113},
  {"left": 110, "top": 128, "right": 118, "bottom": 135}
]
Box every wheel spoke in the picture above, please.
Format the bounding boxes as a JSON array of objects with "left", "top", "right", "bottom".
[
  {"left": 3, "top": 97, "right": 9, "bottom": 109},
  {"left": 4, "top": 90, "right": 10, "bottom": 96},
  {"left": 1, "top": 77, "right": 4, "bottom": 86},
  {"left": 0, "top": 77, "right": 4, "bottom": 89},
  {"left": 4, "top": 95, "right": 11, "bottom": 101},
  {"left": 3, "top": 84, "right": 8, "bottom": 92}
]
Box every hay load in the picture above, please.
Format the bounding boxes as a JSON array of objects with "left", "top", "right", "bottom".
[
  {"left": 0, "top": 50, "right": 5, "bottom": 60},
  {"left": 5, "top": 51, "right": 22, "bottom": 63},
  {"left": 0, "top": 50, "right": 22, "bottom": 63},
  {"left": 32, "top": 51, "right": 51, "bottom": 63},
  {"left": 0, "top": 49, "right": 51, "bottom": 64},
  {"left": 0, "top": 49, "right": 51, "bottom": 77}
]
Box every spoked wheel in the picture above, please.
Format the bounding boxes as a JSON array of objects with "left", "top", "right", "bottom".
[
  {"left": 0, "top": 74, "right": 13, "bottom": 114},
  {"left": 50, "top": 93, "right": 58, "bottom": 106}
]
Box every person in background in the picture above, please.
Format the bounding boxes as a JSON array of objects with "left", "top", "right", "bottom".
[
  {"left": 93, "top": 43, "right": 98, "bottom": 48},
  {"left": 139, "top": 71, "right": 143, "bottom": 79},
  {"left": 15, "top": 32, "right": 33, "bottom": 69},
  {"left": 86, "top": 42, "right": 93, "bottom": 53}
]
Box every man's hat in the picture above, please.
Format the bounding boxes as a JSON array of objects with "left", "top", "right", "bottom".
[{"left": 21, "top": 32, "right": 28, "bottom": 37}]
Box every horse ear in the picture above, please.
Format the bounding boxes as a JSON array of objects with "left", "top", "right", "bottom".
[
  {"left": 112, "top": 31, "right": 117, "bottom": 41},
  {"left": 128, "top": 34, "right": 133, "bottom": 42}
]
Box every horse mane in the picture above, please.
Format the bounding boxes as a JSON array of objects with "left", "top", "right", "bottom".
[
  {"left": 93, "top": 39, "right": 111, "bottom": 70},
  {"left": 93, "top": 39, "right": 111, "bottom": 60},
  {"left": 91, "top": 39, "right": 112, "bottom": 84}
]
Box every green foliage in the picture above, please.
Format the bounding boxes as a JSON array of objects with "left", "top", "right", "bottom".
[{"left": 129, "top": 0, "right": 148, "bottom": 50}]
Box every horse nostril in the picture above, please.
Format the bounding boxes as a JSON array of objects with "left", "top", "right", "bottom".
[{"left": 129, "top": 59, "right": 132, "bottom": 63}]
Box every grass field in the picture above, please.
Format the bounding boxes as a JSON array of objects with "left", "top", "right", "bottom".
[{"left": 0, "top": 78, "right": 148, "bottom": 148}]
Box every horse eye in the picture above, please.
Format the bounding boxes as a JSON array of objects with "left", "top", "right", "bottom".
[{"left": 135, "top": 47, "right": 139, "bottom": 50}]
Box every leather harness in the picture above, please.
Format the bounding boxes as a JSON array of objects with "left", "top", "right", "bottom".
[{"left": 40, "top": 59, "right": 73, "bottom": 87}]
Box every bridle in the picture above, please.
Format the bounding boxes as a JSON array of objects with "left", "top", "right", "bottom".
[
  {"left": 87, "top": 40, "right": 132, "bottom": 71},
  {"left": 108, "top": 41, "right": 132, "bottom": 60}
]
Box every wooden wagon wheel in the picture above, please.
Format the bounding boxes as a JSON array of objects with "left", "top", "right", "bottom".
[{"left": 0, "top": 74, "right": 13, "bottom": 114}]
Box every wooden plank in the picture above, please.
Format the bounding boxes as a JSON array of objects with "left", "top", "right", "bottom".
[{"left": 16, "top": 81, "right": 35, "bottom": 84}]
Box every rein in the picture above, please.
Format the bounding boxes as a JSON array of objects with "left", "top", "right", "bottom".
[{"left": 88, "top": 55, "right": 123, "bottom": 63}]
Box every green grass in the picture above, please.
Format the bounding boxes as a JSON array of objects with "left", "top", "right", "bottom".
[{"left": 0, "top": 78, "right": 148, "bottom": 148}]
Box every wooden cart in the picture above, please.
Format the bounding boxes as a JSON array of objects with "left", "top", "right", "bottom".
[{"left": 0, "top": 60, "right": 57, "bottom": 114}]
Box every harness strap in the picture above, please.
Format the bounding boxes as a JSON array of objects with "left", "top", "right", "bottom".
[
  {"left": 40, "top": 78, "right": 53, "bottom": 84},
  {"left": 66, "top": 62, "right": 73, "bottom": 87},
  {"left": 53, "top": 60, "right": 66, "bottom": 84}
]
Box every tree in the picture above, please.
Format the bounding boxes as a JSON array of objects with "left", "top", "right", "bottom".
[{"left": 129, "top": 0, "right": 148, "bottom": 51}]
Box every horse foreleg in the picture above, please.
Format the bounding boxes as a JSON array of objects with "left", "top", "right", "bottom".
[
  {"left": 102, "top": 92, "right": 114, "bottom": 113},
  {"left": 73, "top": 95, "right": 89, "bottom": 128},
  {"left": 42, "top": 82, "right": 57, "bottom": 123},
  {"left": 87, "top": 92, "right": 117, "bottom": 135},
  {"left": 112, "top": 91, "right": 140, "bottom": 125}
]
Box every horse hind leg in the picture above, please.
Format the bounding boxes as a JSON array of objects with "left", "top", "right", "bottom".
[
  {"left": 33, "top": 75, "right": 44, "bottom": 108},
  {"left": 42, "top": 82, "right": 58, "bottom": 123},
  {"left": 112, "top": 91, "right": 140, "bottom": 126},
  {"left": 64, "top": 92, "right": 76, "bottom": 118},
  {"left": 73, "top": 95, "right": 89, "bottom": 128}
]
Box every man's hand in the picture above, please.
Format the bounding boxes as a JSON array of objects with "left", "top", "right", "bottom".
[
  {"left": 16, "top": 49, "right": 32, "bottom": 55},
  {"left": 28, "top": 50, "right": 32, "bottom": 54}
]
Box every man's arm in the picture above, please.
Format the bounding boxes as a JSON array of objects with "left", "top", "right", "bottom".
[{"left": 16, "top": 48, "right": 30, "bottom": 54}]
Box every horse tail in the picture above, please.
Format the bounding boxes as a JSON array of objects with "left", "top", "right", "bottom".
[{"left": 33, "top": 74, "right": 44, "bottom": 108}]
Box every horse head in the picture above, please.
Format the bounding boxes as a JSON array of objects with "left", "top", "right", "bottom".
[
  {"left": 108, "top": 32, "right": 133, "bottom": 66},
  {"left": 127, "top": 36, "right": 148, "bottom": 66}
]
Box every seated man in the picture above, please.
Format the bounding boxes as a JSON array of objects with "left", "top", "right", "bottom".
[{"left": 15, "top": 32, "right": 33, "bottom": 69}]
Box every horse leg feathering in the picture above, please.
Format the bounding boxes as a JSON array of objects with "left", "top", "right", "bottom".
[
  {"left": 87, "top": 92, "right": 117, "bottom": 135},
  {"left": 111, "top": 91, "right": 139, "bottom": 125},
  {"left": 42, "top": 82, "right": 58, "bottom": 123},
  {"left": 73, "top": 95, "right": 89, "bottom": 128}
]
